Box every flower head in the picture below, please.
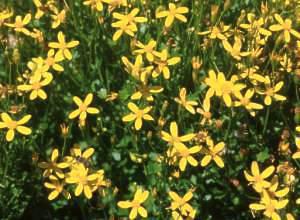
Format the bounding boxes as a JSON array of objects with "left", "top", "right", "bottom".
[
  {"left": 122, "top": 102, "right": 154, "bottom": 130},
  {"left": 69, "top": 93, "right": 100, "bottom": 121},
  {"left": 0, "top": 113, "right": 32, "bottom": 142},
  {"left": 117, "top": 188, "right": 149, "bottom": 219}
]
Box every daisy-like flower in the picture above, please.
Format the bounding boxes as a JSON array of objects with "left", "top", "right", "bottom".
[
  {"left": 0, "top": 113, "right": 32, "bottom": 142},
  {"left": 131, "top": 82, "right": 163, "bottom": 102},
  {"left": 292, "top": 127, "right": 300, "bottom": 159},
  {"left": 33, "top": 0, "right": 45, "bottom": 19},
  {"left": 51, "top": 9, "right": 66, "bottom": 29},
  {"left": 234, "top": 89, "right": 263, "bottom": 116},
  {"left": 103, "top": 0, "right": 127, "bottom": 12},
  {"left": 117, "top": 188, "right": 149, "bottom": 219},
  {"left": 133, "top": 39, "right": 157, "bottom": 62},
  {"left": 168, "top": 190, "right": 195, "bottom": 217},
  {"left": 156, "top": 3, "right": 189, "bottom": 27},
  {"left": 48, "top": 31, "right": 79, "bottom": 60},
  {"left": 239, "top": 13, "right": 272, "bottom": 37},
  {"left": 174, "top": 87, "right": 198, "bottom": 114},
  {"left": 198, "top": 24, "right": 230, "bottom": 40},
  {"left": 65, "top": 163, "right": 98, "bottom": 199},
  {"left": 175, "top": 144, "right": 201, "bottom": 171},
  {"left": 269, "top": 14, "right": 300, "bottom": 43},
  {"left": 44, "top": 175, "right": 71, "bottom": 200},
  {"left": 38, "top": 148, "right": 70, "bottom": 178},
  {"left": 122, "top": 102, "right": 154, "bottom": 130},
  {"left": 244, "top": 161, "right": 275, "bottom": 192},
  {"left": 0, "top": 9, "right": 13, "bottom": 26},
  {"left": 5, "top": 13, "right": 31, "bottom": 35},
  {"left": 152, "top": 49, "right": 181, "bottom": 79},
  {"left": 204, "top": 70, "right": 246, "bottom": 107},
  {"left": 17, "top": 72, "right": 53, "bottom": 100},
  {"left": 68, "top": 93, "right": 100, "bottom": 121},
  {"left": 44, "top": 49, "right": 64, "bottom": 72},
  {"left": 249, "top": 190, "right": 288, "bottom": 220},
  {"left": 197, "top": 97, "right": 212, "bottom": 125},
  {"left": 222, "top": 37, "right": 251, "bottom": 60},
  {"left": 161, "top": 121, "right": 195, "bottom": 148},
  {"left": 83, "top": 0, "right": 105, "bottom": 11},
  {"left": 200, "top": 138, "right": 225, "bottom": 168},
  {"left": 122, "top": 55, "right": 153, "bottom": 82},
  {"left": 111, "top": 8, "right": 147, "bottom": 41},
  {"left": 257, "top": 76, "right": 286, "bottom": 106}
]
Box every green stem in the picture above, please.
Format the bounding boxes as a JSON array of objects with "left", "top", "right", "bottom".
[{"left": 262, "top": 107, "right": 270, "bottom": 135}]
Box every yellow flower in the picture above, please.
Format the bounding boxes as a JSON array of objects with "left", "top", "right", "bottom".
[
  {"left": 51, "top": 9, "right": 66, "bottom": 29},
  {"left": 33, "top": 0, "right": 45, "bottom": 19},
  {"left": 244, "top": 161, "right": 275, "bottom": 192},
  {"left": 175, "top": 144, "right": 201, "bottom": 171},
  {"left": 44, "top": 49, "right": 64, "bottom": 72},
  {"left": 103, "top": 0, "right": 127, "bottom": 12},
  {"left": 111, "top": 8, "right": 147, "bottom": 41},
  {"left": 5, "top": 13, "right": 31, "bottom": 35},
  {"left": 152, "top": 49, "right": 181, "bottom": 79},
  {"left": 198, "top": 24, "right": 230, "bottom": 40},
  {"left": 257, "top": 76, "right": 286, "bottom": 106},
  {"left": 38, "top": 148, "right": 70, "bottom": 178},
  {"left": 200, "top": 138, "right": 225, "bottom": 168},
  {"left": 292, "top": 136, "right": 300, "bottom": 159},
  {"left": 222, "top": 37, "right": 251, "bottom": 60},
  {"left": 156, "top": 3, "right": 189, "bottom": 27},
  {"left": 249, "top": 190, "right": 288, "bottom": 220},
  {"left": 204, "top": 70, "right": 245, "bottom": 107},
  {"left": 44, "top": 175, "right": 71, "bottom": 200},
  {"left": 234, "top": 89, "right": 263, "bottom": 116},
  {"left": 0, "top": 9, "right": 13, "bottom": 26},
  {"left": 122, "top": 102, "right": 154, "bottom": 130},
  {"left": 239, "top": 13, "right": 272, "bottom": 37},
  {"left": 122, "top": 55, "right": 153, "bottom": 82},
  {"left": 196, "top": 97, "right": 212, "bottom": 125},
  {"left": 48, "top": 31, "right": 79, "bottom": 60},
  {"left": 117, "top": 188, "right": 149, "bottom": 219},
  {"left": 269, "top": 14, "right": 300, "bottom": 43},
  {"left": 30, "top": 28, "right": 44, "bottom": 43},
  {"left": 161, "top": 121, "right": 195, "bottom": 148},
  {"left": 0, "top": 113, "right": 32, "bottom": 142},
  {"left": 17, "top": 72, "right": 53, "bottom": 100},
  {"left": 133, "top": 39, "right": 157, "bottom": 62},
  {"left": 174, "top": 87, "right": 198, "bottom": 114},
  {"left": 267, "top": 176, "right": 289, "bottom": 199},
  {"left": 65, "top": 163, "right": 98, "bottom": 199},
  {"left": 131, "top": 82, "right": 163, "bottom": 102},
  {"left": 168, "top": 190, "right": 195, "bottom": 217},
  {"left": 69, "top": 93, "right": 100, "bottom": 120},
  {"left": 83, "top": 0, "right": 105, "bottom": 11}
]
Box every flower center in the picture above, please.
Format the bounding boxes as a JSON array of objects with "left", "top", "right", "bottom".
[
  {"left": 79, "top": 104, "right": 87, "bottom": 112},
  {"left": 7, "top": 120, "right": 17, "bottom": 129},
  {"left": 32, "top": 82, "right": 41, "bottom": 90}
]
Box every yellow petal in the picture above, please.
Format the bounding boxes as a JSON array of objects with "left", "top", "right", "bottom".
[
  {"left": 87, "top": 107, "right": 99, "bottom": 114},
  {"left": 69, "top": 109, "right": 81, "bottom": 119},
  {"left": 84, "top": 185, "right": 92, "bottom": 199},
  {"left": 201, "top": 155, "right": 212, "bottom": 167},
  {"left": 48, "top": 190, "right": 59, "bottom": 200},
  {"left": 122, "top": 114, "right": 136, "bottom": 122},
  {"left": 16, "top": 126, "right": 32, "bottom": 135},
  {"left": 129, "top": 207, "right": 138, "bottom": 219},
  {"left": 134, "top": 118, "right": 142, "bottom": 130},
  {"left": 6, "top": 129, "right": 15, "bottom": 142},
  {"left": 118, "top": 201, "right": 132, "bottom": 208},
  {"left": 138, "top": 206, "right": 147, "bottom": 218},
  {"left": 75, "top": 183, "right": 83, "bottom": 196}
]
